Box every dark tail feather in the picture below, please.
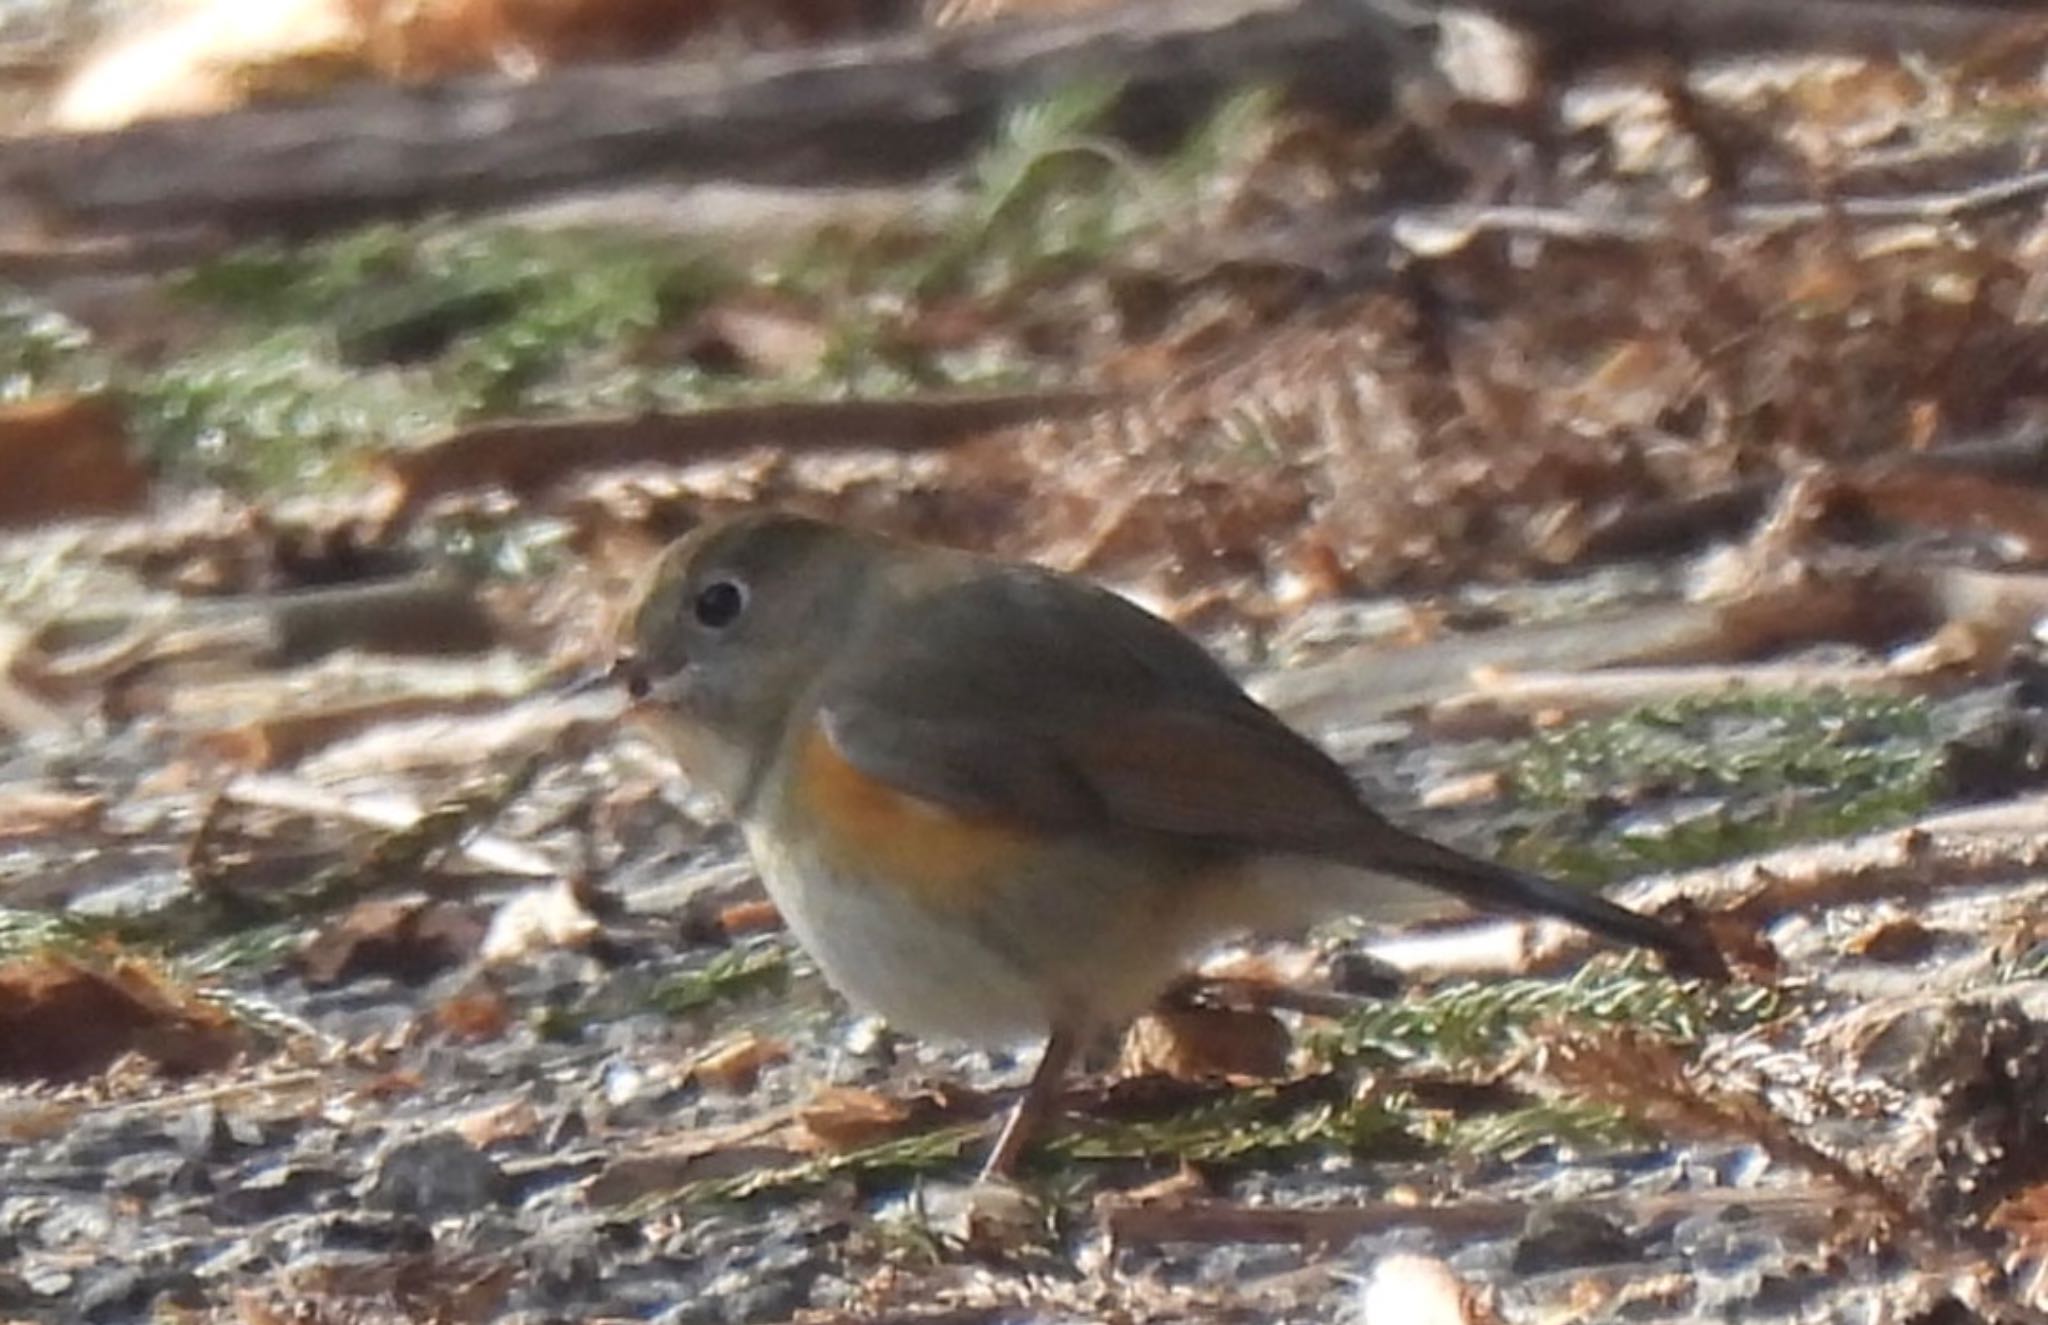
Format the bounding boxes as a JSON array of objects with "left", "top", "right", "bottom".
[{"left": 1352, "top": 830, "right": 1729, "bottom": 981}]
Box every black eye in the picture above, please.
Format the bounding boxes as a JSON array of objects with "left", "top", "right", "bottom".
[{"left": 692, "top": 580, "right": 746, "bottom": 629}]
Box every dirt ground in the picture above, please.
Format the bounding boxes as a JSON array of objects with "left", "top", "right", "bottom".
[{"left": 2, "top": 1, "right": 2048, "bottom": 1321}]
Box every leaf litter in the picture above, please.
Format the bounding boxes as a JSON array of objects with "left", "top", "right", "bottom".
[{"left": 6, "top": 6, "right": 2048, "bottom": 1323}]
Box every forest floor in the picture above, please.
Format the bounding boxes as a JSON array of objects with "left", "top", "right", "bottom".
[{"left": 2, "top": 1, "right": 2048, "bottom": 1321}]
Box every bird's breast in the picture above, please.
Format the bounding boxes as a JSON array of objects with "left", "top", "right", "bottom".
[{"left": 778, "top": 720, "right": 1040, "bottom": 911}]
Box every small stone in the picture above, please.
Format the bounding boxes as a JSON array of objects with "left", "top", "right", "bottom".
[
  {"left": 106, "top": 1151, "right": 210, "bottom": 1199},
  {"left": 76, "top": 1264, "right": 148, "bottom": 1322},
  {"left": 364, "top": 1132, "right": 508, "bottom": 1217},
  {"left": 166, "top": 1103, "right": 230, "bottom": 1160},
  {"left": 544, "top": 1107, "right": 588, "bottom": 1150},
  {"left": 1510, "top": 1207, "right": 1642, "bottom": 1273},
  {"left": 303, "top": 1212, "right": 434, "bottom": 1256},
  {"left": 214, "top": 1162, "right": 345, "bottom": 1223}
]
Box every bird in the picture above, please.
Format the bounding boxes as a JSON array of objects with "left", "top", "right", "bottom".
[{"left": 612, "top": 511, "right": 1726, "bottom": 1178}]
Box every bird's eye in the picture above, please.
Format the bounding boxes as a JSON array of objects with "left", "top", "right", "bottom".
[{"left": 692, "top": 579, "right": 746, "bottom": 629}]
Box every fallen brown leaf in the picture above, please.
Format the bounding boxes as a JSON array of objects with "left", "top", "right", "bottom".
[
  {"left": 432, "top": 982, "right": 515, "bottom": 1042},
  {"left": 0, "top": 955, "right": 241, "bottom": 1082},
  {"left": 0, "top": 397, "right": 150, "bottom": 527},
  {"left": 50, "top": 0, "right": 361, "bottom": 130},
  {"left": 298, "top": 896, "right": 487, "bottom": 986},
  {"left": 796, "top": 1084, "right": 916, "bottom": 1153},
  {"left": 0, "top": 786, "right": 104, "bottom": 839},
  {"left": 1120, "top": 1007, "right": 1294, "bottom": 1083},
  {"left": 1843, "top": 911, "right": 1938, "bottom": 963},
  {"left": 690, "top": 1031, "right": 791, "bottom": 1094},
  {"left": 715, "top": 898, "right": 785, "bottom": 937},
  {"left": 360, "top": 0, "right": 876, "bottom": 79},
  {"left": 453, "top": 1097, "right": 542, "bottom": 1148},
  {"left": 368, "top": 394, "right": 1109, "bottom": 531},
  {"left": 480, "top": 878, "right": 602, "bottom": 964},
  {"left": 674, "top": 294, "right": 833, "bottom": 379}
]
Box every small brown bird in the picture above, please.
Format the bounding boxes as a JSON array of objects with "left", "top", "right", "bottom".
[{"left": 616, "top": 513, "right": 1724, "bottom": 1177}]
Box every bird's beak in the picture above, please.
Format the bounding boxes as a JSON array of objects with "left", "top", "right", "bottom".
[{"left": 562, "top": 655, "right": 644, "bottom": 699}]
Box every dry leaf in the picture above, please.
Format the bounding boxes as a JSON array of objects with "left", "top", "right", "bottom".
[
  {"left": 0, "top": 397, "right": 150, "bottom": 526},
  {"left": 0, "top": 955, "right": 241, "bottom": 1082},
  {"left": 195, "top": 695, "right": 509, "bottom": 770},
  {"left": 1843, "top": 911, "right": 1937, "bottom": 963},
  {"left": 0, "top": 786, "right": 104, "bottom": 840},
  {"left": 298, "top": 897, "right": 487, "bottom": 986},
  {"left": 1120, "top": 1007, "right": 1293, "bottom": 1083},
  {"left": 796, "top": 1084, "right": 915, "bottom": 1153},
  {"left": 480, "top": 878, "right": 602, "bottom": 964},
  {"left": 1418, "top": 770, "right": 1507, "bottom": 809},
  {"left": 690, "top": 1031, "right": 791, "bottom": 1093},
  {"left": 715, "top": 898, "right": 785, "bottom": 937},
  {"left": 1435, "top": 11, "right": 1536, "bottom": 107},
  {"left": 433, "top": 982, "right": 515, "bottom": 1042},
  {"left": 453, "top": 1097, "right": 541, "bottom": 1148},
  {"left": 676, "top": 296, "right": 833, "bottom": 379},
  {"left": 1991, "top": 1182, "right": 2048, "bottom": 1260},
  {"left": 359, "top": 0, "right": 874, "bottom": 79}
]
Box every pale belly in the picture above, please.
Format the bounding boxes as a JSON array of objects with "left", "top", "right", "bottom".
[{"left": 742, "top": 819, "right": 1229, "bottom": 1046}]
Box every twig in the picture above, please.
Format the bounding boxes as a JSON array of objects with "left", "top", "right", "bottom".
[
  {"left": 219, "top": 774, "right": 558, "bottom": 879},
  {"left": 0, "top": 0, "right": 1418, "bottom": 242},
  {"left": 1100, "top": 1185, "right": 1835, "bottom": 1247},
  {"left": 1389, "top": 166, "right": 2048, "bottom": 254},
  {"left": 369, "top": 391, "right": 1115, "bottom": 530}
]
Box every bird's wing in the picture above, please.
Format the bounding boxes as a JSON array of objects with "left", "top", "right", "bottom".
[{"left": 815, "top": 565, "right": 1372, "bottom": 850}]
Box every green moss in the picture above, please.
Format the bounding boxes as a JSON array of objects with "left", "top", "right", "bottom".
[
  {"left": 1313, "top": 954, "right": 1781, "bottom": 1067},
  {"left": 635, "top": 1122, "right": 986, "bottom": 1212},
  {"left": 650, "top": 941, "right": 791, "bottom": 1015},
  {"left": 1434, "top": 1099, "right": 1640, "bottom": 1160},
  {"left": 1500, "top": 690, "right": 1943, "bottom": 884},
  {"left": 1056, "top": 1081, "right": 1411, "bottom": 1167},
  {"left": 182, "top": 921, "right": 304, "bottom": 977},
  {"left": 0, "top": 904, "right": 110, "bottom": 959},
  {"left": 125, "top": 326, "right": 451, "bottom": 489},
  {"left": 126, "top": 225, "right": 746, "bottom": 488},
  {"left": 0, "top": 293, "right": 106, "bottom": 398},
  {"left": 0, "top": 84, "right": 1284, "bottom": 501},
  {"left": 762, "top": 82, "right": 1280, "bottom": 370},
  {"left": 903, "top": 82, "right": 1276, "bottom": 302}
]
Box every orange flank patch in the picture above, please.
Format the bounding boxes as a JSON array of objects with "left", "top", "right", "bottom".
[{"left": 793, "top": 723, "right": 1037, "bottom": 909}]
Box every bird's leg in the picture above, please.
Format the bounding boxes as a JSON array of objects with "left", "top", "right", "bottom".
[{"left": 980, "top": 1023, "right": 1081, "bottom": 1181}]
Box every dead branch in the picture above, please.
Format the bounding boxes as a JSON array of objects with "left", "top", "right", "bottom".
[
  {"left": 369, "top": 390, "right": 1114, "bottom": 530},
  {"left": 218, "top": 773, "right": 559, "bottom": 879},
  {"left": 1388, "top": 168, "right": 2048, "bottom": 257},
  {"left": 0, "top": 0, "right": 1417, "bottom": 243},
  {"left": 1573, "top": 426, "right": 2048, "bottom": 568},
  {"left": 1470, "top": 0, "right": 2034, "bottom": 69},
  {"left": 5, "top": 0, "right": 2027, "bottom": 250},
  {"left": 1256, "top": 564, "right": 1933, "bottom": 733}
]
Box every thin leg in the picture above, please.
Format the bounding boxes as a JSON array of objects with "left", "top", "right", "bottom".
[{"left": 980, "top": 1024, "right": 1081, "bottom": 1181}]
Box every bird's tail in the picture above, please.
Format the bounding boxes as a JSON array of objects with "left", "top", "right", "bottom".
[{"left": 1325, "top": 827, "right": 1729, "bottom": 981}]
